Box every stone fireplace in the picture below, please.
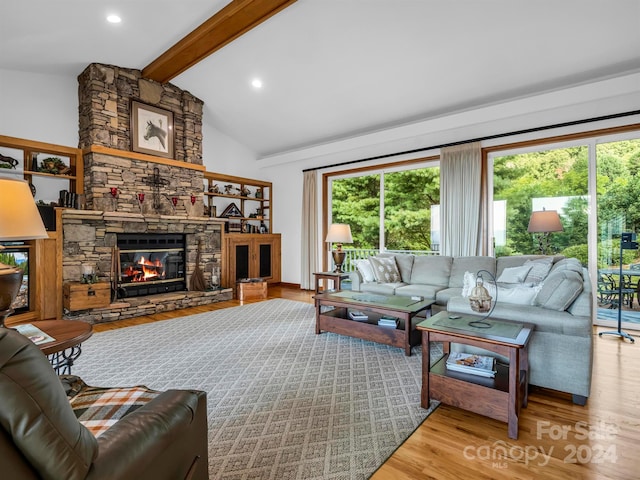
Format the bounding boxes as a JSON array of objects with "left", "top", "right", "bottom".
[{"left": 61, "top": 63, "right": 232, "bottom": 323}]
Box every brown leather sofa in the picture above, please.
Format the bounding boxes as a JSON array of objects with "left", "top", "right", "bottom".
[{"left": 0, "top": 327, "right": 209, "bottom": 480}]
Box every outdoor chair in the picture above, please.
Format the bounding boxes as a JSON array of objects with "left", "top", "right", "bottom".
[{"left": 597, "top": 272, "right": 635, "bottom": 309}]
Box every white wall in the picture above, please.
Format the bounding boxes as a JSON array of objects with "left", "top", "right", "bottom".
[
  {"left": 201, "top": 120, "right": 257, "bottom": 176},
  {"left": 0, "top": 69, "right": 79, "bottom": 146}
]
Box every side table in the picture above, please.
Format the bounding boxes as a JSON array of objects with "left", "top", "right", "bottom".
[
  {"left": 417, "top": 311, "right": 533, "bottom": 439},
  {"left": 313, "top": 271, "right": 350, "bottom": 294},
  {"left": 22, "top": 320, "right": 93, "bottom": 375}
]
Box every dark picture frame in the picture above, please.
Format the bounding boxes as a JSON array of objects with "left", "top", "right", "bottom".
[{"left": 130, "top": 101, "right": 174, "bottom": 158}]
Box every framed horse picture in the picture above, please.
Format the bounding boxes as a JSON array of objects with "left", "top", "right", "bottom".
[{"left": 130, "top": 100, "right": 174, "bottom": 158}]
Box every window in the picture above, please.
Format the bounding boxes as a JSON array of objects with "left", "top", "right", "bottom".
[{"left": 329, "top": 162, "right": 440, "bottom": 257}]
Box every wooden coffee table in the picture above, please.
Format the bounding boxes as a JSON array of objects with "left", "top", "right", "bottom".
[
  {"left": 19, "top": 320, "right": 93, "bottom": 374},
  {"left": 417, "top": 311, "right": 533, "bottom": 439},
  {"left": 314, "top": 291, "right": 434, "bottom": 356}
]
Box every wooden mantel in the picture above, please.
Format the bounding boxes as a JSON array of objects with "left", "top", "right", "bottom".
[{"left": 84, "top": 145, "right": 206, "bottom": 172}]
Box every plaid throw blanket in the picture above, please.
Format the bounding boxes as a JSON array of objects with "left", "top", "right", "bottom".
[{"left": 63, "top": 376, "right": 161, "bottom": 438}]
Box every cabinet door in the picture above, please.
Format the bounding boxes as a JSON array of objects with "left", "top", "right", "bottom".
[
  {"left": 256, "top": 240, "right": 273, "bottom": 279},
  {"left": 254, "top": 235, "right": 281, "bottom": 283}
]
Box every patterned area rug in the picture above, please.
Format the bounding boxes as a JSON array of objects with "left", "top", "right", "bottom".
[{"left": 73, "top": 299, "right": 441, "bottom": 479}]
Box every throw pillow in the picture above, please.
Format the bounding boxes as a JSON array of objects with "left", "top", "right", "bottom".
[
  {"left": 368, "top": 256, "right": 401, "bottom": 283},
  {"left": 535, "top": 270, "right": 584, "bottom": 311},
  {"left": 496, "top": 265, "right": 532, "bottom": 284},
  {"left": 461, "top": 271, "right": 476, "bottom": 298},
  {"left": 355, "top": 259, "right": 376, "bottom": 283},
  {"left": 497, "top": 284, "right": 542, "bottom": 305},
  {"left": 523, "top": 258, "right": 553, "bottom": 285}
]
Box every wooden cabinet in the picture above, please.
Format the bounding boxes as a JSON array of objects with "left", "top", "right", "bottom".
[
  {"left": 204, "top": 172, "right": 271, "bottom": 234},
  {"left": 224, "top": 234, "right": 281, "bottom": 296},
  {"left": 0, "top": 136, "right": 82, "bottom": 324},
  {"left": 0, "top": 135, "right": 83, "bottom": 206}
]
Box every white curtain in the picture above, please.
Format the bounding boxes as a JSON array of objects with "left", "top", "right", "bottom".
[
  {"left": 300, "top": 170, "right": 319, "bottom": 290},
  {"left": 440, "top": 142, "right": 483, "bottom": 256}
]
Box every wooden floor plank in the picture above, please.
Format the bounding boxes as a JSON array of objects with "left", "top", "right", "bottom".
[{"left": 92, "top": 286, "right": 639, "bottom": 478}]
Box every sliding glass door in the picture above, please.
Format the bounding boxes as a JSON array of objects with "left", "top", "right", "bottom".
[
  {"left": 490, "top": 132, "right": 640, "bottom": 329},
  {"left": 595, "top": 137, "right": 640, "bottom": 328}
]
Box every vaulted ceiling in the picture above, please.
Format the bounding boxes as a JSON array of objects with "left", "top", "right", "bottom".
[{"left": 2, "top": 1, "right": 640, "bottom": 160}]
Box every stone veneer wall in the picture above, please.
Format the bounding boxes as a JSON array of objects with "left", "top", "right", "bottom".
[
  {"left": 62, "top": 210, "right": 231, "bottom": 324},
  {"left": 83, "top": 151, "right": 205, "bottom": 216},
  {"left": 77, "top": 63, "right": 203, "bottom": 162},
  {"left": 77, "top": 63, "right": 206, "bottom": 215}
]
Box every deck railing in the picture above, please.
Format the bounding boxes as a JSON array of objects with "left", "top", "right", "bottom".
[{"left": 336, "top": 248, "right": 439, "bottom": 273}]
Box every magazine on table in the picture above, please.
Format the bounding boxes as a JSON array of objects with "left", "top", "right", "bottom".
[
  {"left": 445, "top": 352, "right": 496, "bottom": 378},
  {"left": 14, "top": 323, "right": 56, "bottom": 345},
  {"left": 348, "top": 310, "right": 369, "bottom": 321}
]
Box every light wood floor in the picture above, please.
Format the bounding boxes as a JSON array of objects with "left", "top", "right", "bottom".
[{"left": 94, "top": 286, "right": 640, "bottom": 479}]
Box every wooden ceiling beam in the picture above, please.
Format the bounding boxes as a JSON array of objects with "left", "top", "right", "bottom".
[{"left": 142, "top": 0, "right": 297, "bottom": 84}]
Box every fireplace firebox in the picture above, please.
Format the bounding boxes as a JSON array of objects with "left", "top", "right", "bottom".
[{"left": 117, "top": 233, "right": 186, "bottom": 298}]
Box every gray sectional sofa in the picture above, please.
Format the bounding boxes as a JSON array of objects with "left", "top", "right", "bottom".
[{"left": 349, "top": 253, "right": 593, "bottom": 404}]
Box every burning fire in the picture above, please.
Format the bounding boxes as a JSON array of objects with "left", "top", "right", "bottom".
[{"left": 123, "top": 255, "right": 165, "bottom": 282}]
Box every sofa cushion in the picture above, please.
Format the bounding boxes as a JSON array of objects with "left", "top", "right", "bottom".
[
  {"left": 549, "top": 257, "right": 583, "bottom": 276},
  {"left": 355, "top": 259, "right": 376, "bottom": 283},
  {"left": 369, "top": 256, "right": 401, "bottom": 282},
  {"left": 449, "top": 256, "right": 495, "bottom": 288},
  {"left": 535, "top": 270, "right": 584, "bottom": 311},
  {"left": 393, "top": 254, "right": 415, "bottom": 283},
  {"left": 523, "top": 258, "right": 553, "bottom": 285},
  {"left": 395, "top": 284, "right": 446, "bottom": 301},
  {"left": 360, "top": 282, "right": 404, "bottom": 295},
  {"left": 410, "top": 255, "right": 453, "bottom": 287},
  {"left": 497, "top": 265, "right": 532, "bottom": 284}
]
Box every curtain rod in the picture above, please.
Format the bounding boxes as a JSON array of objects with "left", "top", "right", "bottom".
[{"left": 302, "top": 109, "right": 640, "bottom": 173}]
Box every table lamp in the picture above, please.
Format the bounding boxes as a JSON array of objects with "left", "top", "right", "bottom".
[
  {"left": 0, "top": 178, "right": 49, "bottom": 327},
  {"left": 325, "top": 223, "right": 352, "bottom": 273},
  {"left": 527, "top": 208, "right": 563, "bottom": 254}
]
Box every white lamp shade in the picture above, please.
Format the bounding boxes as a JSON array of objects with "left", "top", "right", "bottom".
[
  {"left": 325, "top": 224, "right": 353, "bottom": 244},
  {"left": 527, "top": 210, "right": 563, "bottom": 233},
  {"left": 0, "top": 178, "right": 48, "bottom": 241}
]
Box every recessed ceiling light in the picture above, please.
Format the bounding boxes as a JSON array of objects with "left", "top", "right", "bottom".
[
  {"left": 107, "top": 14, "right": 122, "bottom": 24},
  {"left": 251, "top": 78, "right": 263, "bottom": 89}
]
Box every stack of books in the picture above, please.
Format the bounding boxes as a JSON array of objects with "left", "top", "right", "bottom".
[
  {"left": 348, "top": 310, "right": 368, "bottom": 321},
  {"left": 377, "top": 316, "right": 399, "bottom": 328},
  {"left": 445, "top": 352, "right": 496, "bottom": 378}
]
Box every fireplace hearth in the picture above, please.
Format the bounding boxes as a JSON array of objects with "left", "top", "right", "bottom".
[{"left": 117, "top": 233, "right": 186, "bottom": 298}]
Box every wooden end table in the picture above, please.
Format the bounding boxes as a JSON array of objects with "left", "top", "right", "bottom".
[
  {"left": 417, "top": 311, "right": 533, "bottom": 439},
  {"left": 313, "top": 271, "right": 351, "bottom": 294},
  {"left": 18, "top": 320, "right": 93, "bottom": 375}
]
